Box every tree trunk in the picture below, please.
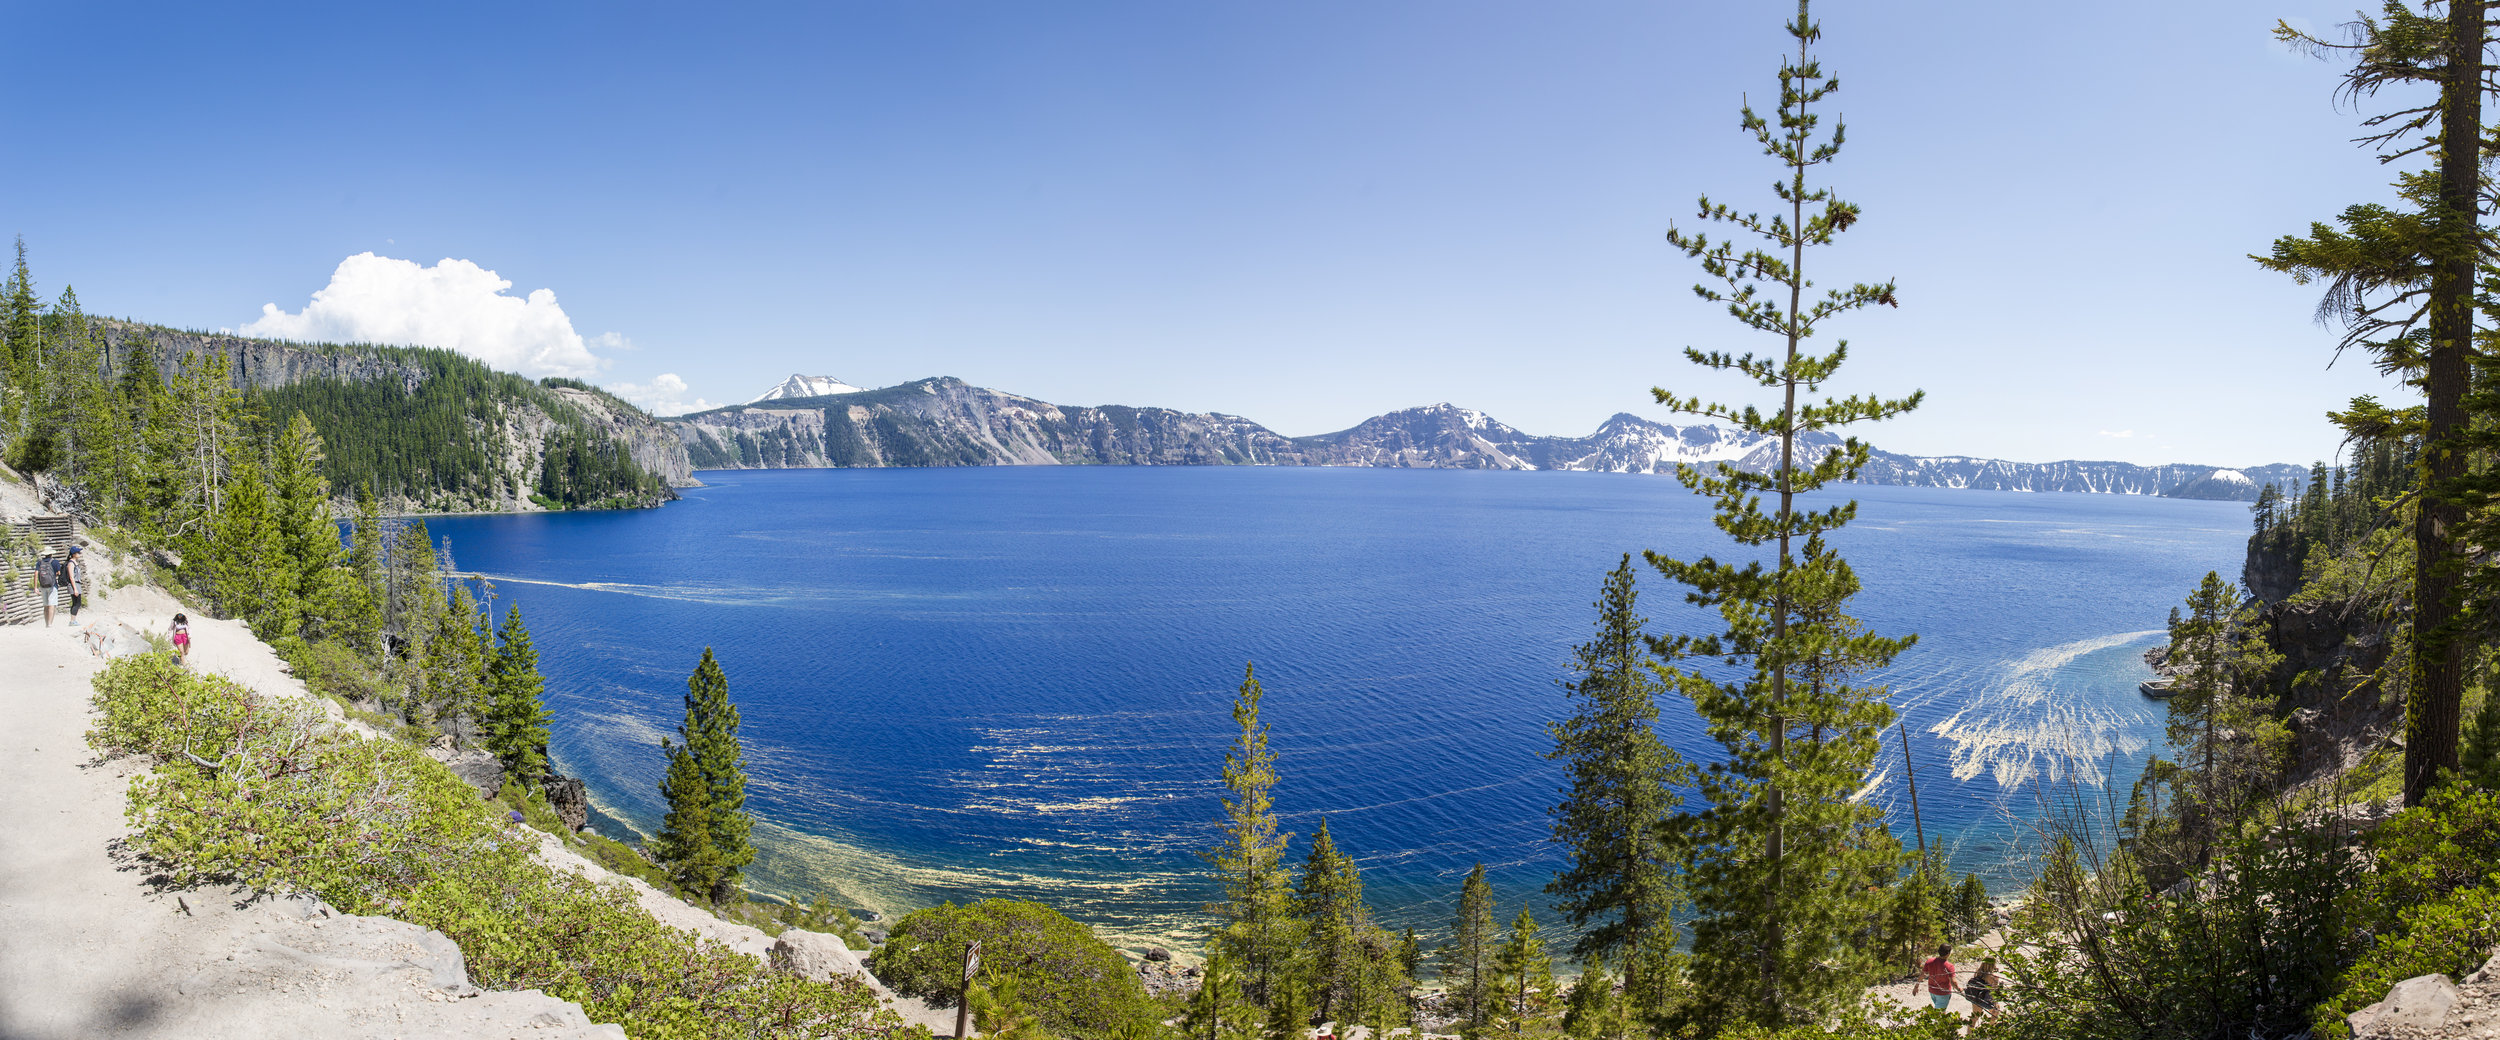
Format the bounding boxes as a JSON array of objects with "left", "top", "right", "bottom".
[{"left": 2407, "top": 0, "right": 2481, "bottom": 809}]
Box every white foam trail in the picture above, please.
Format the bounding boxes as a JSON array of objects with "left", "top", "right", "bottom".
[{"left": 1888, "top": 630, "right": 2162, "bottom": 791}]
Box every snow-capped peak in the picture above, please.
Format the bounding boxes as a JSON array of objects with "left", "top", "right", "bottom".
[
  {"left": 750, "top": 374, "right": 867, "bottom": 403},
  {"left": 2209, "top": 468, "right": 2253, "bottom": 485}
]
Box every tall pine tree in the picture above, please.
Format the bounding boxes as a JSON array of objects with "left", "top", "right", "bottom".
[
  {"left": 655, "top": 647, "right": 756, "bottom": 903},
  {"left": 1492, "top": 906, "right": 1554, "bottom": 1034},
  {"left": 2262, "top": 1, "right": 2492, "bottom": 808},
  {"left": 1204, "top": 662, "right": 1301, "bottom": 1009},
  {"left": 1648, "top": 0, "right": 1920, "bottom": 1026},
  {"left": 1546, "top": 556, "right": 1682, "bottom": 1019},
  {"left": 483, "top": 605, "right": 551, "bottom": 784},
  {"left": 1442, "top": 863, "right": 1497, "bottom": 1040},
  {"left": 206, "top": 447, "right": 296, "bottom": 638},
  {"left": 271, "top": 412, "right": 347, "bottom": 641},
  {"left": 1294, "top": 817, "right": 1393, "bottom": 1030}
]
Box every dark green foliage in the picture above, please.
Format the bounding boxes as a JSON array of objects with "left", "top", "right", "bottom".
[
  {"left": 1181, "top": 952, "right": 1260, "bottom": 1040},
  {"left": 655, "top": 648, "right": 755, "bottom": 904},
  {"left": 1545, "top": 556, "right": 1682, "bottom": 1019},
  {"left": 1492, "top": 905, "right": 1555, "bottom": 1033},
  {"left": 207, "top": 447, "right": 298, "bottom": 638},
  {"left": 2260, "top": 0, "right": 2487, "bottom": 809},
  {"left": 2005, "top": 802, "right": 2360, "bottom": 1040},
  {"left": 1443, "top": 863, "right": 1497, "bottom": 1038},
  {"left": 1562, "top": 955, "right": 1626, "bottom": 1040},
  {"left": 482, "top": 605, "right": 551, "bottom": 784},
  {"left": 1205, "top": 663, "right": 1301, "bottom": 1008},
  {"left": 1646, "top": 1, "right": 1920, "bottom": 1026},
  {"left": 1293, "top": 818, "right": 1399, "bottom": 1030},
  {"left": 867, "top": 898, "right": 1157, "bottom": 1040},
  {"left": 250, "top": 342, "right": 663, "bottom": 510}
]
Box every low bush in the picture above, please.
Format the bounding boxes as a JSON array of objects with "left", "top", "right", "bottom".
[
  {"left": 86, "top": 654, "right": 914, "bottom": 1040},
  {"left": 868, "top": 898, "right": 1155, "bottom": 1040}
]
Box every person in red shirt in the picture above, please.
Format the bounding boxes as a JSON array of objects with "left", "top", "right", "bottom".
[{"left": 1915, "top": 944, "right": 1957, "bottom": 1011}]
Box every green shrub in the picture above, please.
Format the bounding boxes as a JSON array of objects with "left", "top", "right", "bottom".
[
  {"left": 2313, "top": 887, "right": 2500, "bottom": 1039},
  {"left": 2309, "top": 785, "right": 2500, "bottom": 1038},
  {"left": 85, "top": 655, "right": 914, "bottom": 1040},
  {"left": 868, "top": 898, "right": 1154, "bottom": 1040}
]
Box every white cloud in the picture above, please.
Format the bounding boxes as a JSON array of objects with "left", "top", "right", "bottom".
[
  {"left": 606, "top": 373, "right": 719, "bottom": 416},
  {"left": 241, "top": 253, "right": 617, "bottom": 379},
  {"left": 2097, "top": 429, "right": 2137, "bottom": 439}
]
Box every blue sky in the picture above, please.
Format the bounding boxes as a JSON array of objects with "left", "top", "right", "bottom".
[{"left": 0, "top": 1, "right": 2420, "bottom": 466}]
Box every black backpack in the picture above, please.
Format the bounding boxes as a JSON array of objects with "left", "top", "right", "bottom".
[{"left": 35, "top": 557, "right": 61, "bottom": 588}]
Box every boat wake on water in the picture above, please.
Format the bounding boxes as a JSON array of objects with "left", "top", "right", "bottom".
[{"left": 1893, "top": 630, "right": 2164, "bottom": 790}]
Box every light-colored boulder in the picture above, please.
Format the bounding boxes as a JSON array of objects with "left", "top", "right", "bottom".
[
  {"left": 770, "top": 928, "right": 865, "bottom": 982},
  {"left": 2349, "top": 973, "right": 2462, "bottom": 1037}
]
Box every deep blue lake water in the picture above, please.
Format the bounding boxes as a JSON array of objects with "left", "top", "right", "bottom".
[{"left": 420, "top": 467, "right": 2249, "bottom": 951}]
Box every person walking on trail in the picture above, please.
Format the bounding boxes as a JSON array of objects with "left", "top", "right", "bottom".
[
  {"left": 1915, "top": 944, "right": 1958, "bottom": 1011},
  {"left": 170, "top": 613, "right": 191, "bottom": 666},
  {"left": 34, "top": 549, "right": 66, "bottom": 627},
  {"left": 63, "top": 546, "right": 87, "bottom": 624},
  {"left": 1965, "top": 956, "right": 2001, "bottom": 1026}
]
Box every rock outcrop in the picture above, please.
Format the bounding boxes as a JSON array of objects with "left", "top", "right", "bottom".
[
  {"left": 544, "top": 774, "right": 590, "bottom": 831},
  {"left": 769, "top": 929, "right": 866, "bottom": 982},
  {"left": 2347, "top": 951, "right": 2500, "bottom": 1040},
  {"left": 670, "top": 379, "right": 2307, "bottom": 500}
]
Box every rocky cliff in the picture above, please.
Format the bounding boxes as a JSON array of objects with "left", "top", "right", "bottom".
[
  {"left": 94, "top": 319, "right": 694, "bottom": 512},
  {"left": 676, "top": 378, "right": 1312, "bottom": 470},
  {"left": 671, "top": 378, "right": 2300, "bottom": 500}
]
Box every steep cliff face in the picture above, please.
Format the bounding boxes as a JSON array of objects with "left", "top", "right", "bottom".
[
  {"left": 94, "top": 319, "right": 693, "bottom": 512},
  {"left": 675, "top": 378, "right": 1311, "bottom": 469},
  {"left": 96, "top": 319, "right": 430, "bottom": 394},
  {"left": 546, "top": 386, "right": 694, "bottom": 487},
  {"left": 671, "top": 381, "right": 2298, "bottom": 500}
]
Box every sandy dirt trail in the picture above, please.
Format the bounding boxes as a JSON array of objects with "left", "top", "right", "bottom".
[{"left": 0, "top": 586, "right": 628, "bottom": 1039}]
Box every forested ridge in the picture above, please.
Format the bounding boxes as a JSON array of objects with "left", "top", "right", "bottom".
[{"left": 7, "top": 301, "right": 687, "bottom": 514}]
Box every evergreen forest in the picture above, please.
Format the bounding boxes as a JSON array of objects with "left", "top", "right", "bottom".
[{"left": 29, "top": 2, "right": 2500, "bottom": 1040}]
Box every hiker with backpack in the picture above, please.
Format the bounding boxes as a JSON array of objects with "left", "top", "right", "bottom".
[{"left": 34, "top": 550, "right": 66, "bottom": 627}]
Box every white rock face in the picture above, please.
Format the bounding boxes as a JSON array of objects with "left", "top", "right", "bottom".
[
  {"left": 750, "top": 374, "right": 867, "bottom": 402},
  {"left": 769, "top": 929, "right": 865, "bottom": 982},
  {"left": 2349, "top": 973, "right": 2462, "bottom": 1036}
]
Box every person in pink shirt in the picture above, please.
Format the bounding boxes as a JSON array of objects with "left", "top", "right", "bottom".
[{"left": 1915, "top": 944, "right": 1957, "bottom": 1011}]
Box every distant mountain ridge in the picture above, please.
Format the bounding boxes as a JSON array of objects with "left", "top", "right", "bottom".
[{"left": 670, "top": 375, "right": 2303, "bottom": 500}]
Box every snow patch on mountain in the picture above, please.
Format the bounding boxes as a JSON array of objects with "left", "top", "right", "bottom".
[{"left": 750, "top": 374, "right": 866, "bottom": 403}]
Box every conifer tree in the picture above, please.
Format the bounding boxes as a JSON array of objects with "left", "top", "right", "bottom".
[
  {"left": 1546, "top": 556, "right": 1682, "bottom": 1016},
  {"left": 2, "top": 238, "right": 39, "bottom": 450},
  {"left": 271, "top": 412, "right": 347, "bottom": 640},
  {"left": 1260, "top": 977, "right": 1313, "bottom": 1040},
  {"left": 2159, "top": 571, "right": 2285, "bottom": 867},
  {"left": 1492, "top": 906, "right": 1553, "bottom": 1033},
  {"left": 1205, "top": 663, "right": 1301, "bottom": 1008},
  {"left": 1443, "top": 863, "right": 1497, "bottom": 1039},
  {"left": 2462, "top": 693, "right": 2500, "bottom": 791},
  {"left": 1562, "top": 955, "right": 1627, "bottom": 1040},
  {"left": 339, "top": 483, "right": 386, "bottom": 658},
  {"left": 161, "top": 347, "right": 244, "bottom": 562},
  {"left": 1295, "top": 817, "right": 1390, "bottom": 1029},
  {"left": 483, "top": 605, "right": 551, "bottom": 783},
  {"left": 385, "top": 523, "right": 444, "bottom": 665},
  {"left": 207, "top": 448, "right": 297, "bottom": 637},
  {"left": 1648, "top": 1, "right": 1921, "bottom": 1026},
  {"left": 655, "top": 647, "right": 756, "bottom": 903},
  {"left": 1182, "top": 952, "right": 1263, "bottom": 1040},
  {"left": 427, "top": 581, "right": 492, "bottom": 729},
  {"left": 2262, "top": 1, "right": 2492, "bottom": 808}
]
